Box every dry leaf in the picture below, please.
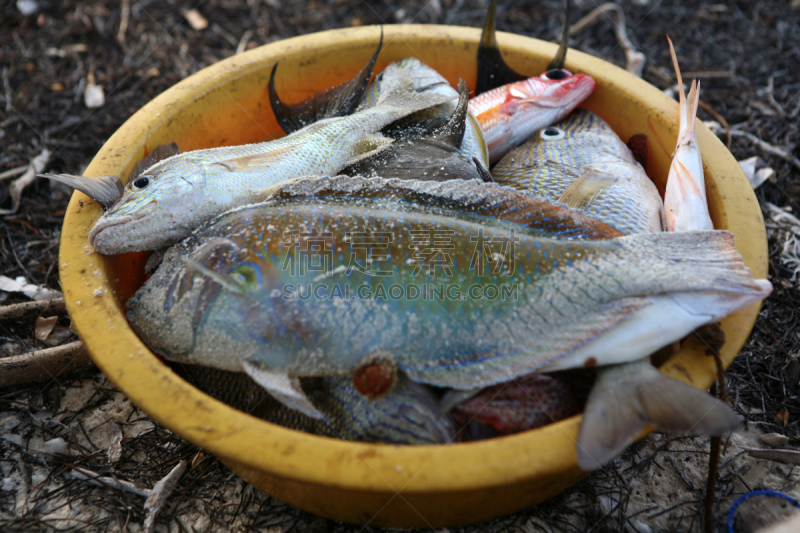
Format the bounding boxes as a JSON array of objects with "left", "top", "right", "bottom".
[
  {"left": 190, "top": 452, "right": 205, "bottom": 469},
  {"left": 35, "top": 316, "right": 58, "bottom": 340},
  {"left": 183, "top": 9, "right": 208, "bottom": 30},
  {"left": 775, "top": 408, "right": 790, "bottom": 427},
  {"left": 41, "top": 325, "right": 73, "bottom": 346},
  {"left": 759, "top": 433, "right": 790, "bottom": 447}
]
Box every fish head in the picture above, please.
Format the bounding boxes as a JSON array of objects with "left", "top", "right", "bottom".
[
  {"left": 89, "top": 157, "right": 208, "bottom": 254},
  {"left": 509, "top": 72, "right": 595, "bottom": 110}
]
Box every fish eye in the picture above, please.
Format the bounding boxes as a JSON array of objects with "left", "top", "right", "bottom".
[
  {"left": 543, "top": 68, "right": 571, "bottom": 80},
  {"left": 131, "top": 175, "right": 153, "bottom": 190},
  {"left": 540, "top": 127, "right": 565, "bottom": 140}
]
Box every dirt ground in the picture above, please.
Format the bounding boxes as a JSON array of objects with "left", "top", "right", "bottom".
[{"left": 2, "top": 0, "right": 800, "bottom": 531}]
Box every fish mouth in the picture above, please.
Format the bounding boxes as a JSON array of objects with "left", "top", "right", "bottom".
[{"left": 89, "top": 214, "right": 139, "bottom": 254}]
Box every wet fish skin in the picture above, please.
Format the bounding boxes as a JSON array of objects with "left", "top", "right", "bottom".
[
  {"left": 358, "top": 58, "right": 489, "bottom": 169},
  {"left": 468, "top": 73, "right": 595, "bottom": 164},
  {"left": 492, "top": 109, "right": 665, "bottom": 235},
  {"left": 176, "top": 364, "right": 456, "bottom": 445},
  {"left": 344, "top": 80, "right": 484, "bottom": 182},
  {"left": 86, "top": 72, "right": 453, "bottom": 255},
  {"left": 127, "top": 176, "right": 768, "bottom": 414}
]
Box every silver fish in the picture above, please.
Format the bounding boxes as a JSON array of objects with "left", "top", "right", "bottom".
[{"left": 44, "top": 69, "right": 453, "bottom": 255}]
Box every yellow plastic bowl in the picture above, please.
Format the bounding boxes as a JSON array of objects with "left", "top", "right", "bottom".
[{"left": 60, "top": 26, "right": 767, "bottom": 528}]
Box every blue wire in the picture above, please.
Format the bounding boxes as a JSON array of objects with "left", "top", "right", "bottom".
[{"left": 727, "top": 489, "right": 800, "bottom": 533}]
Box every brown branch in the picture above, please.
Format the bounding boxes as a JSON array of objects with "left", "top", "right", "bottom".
[
  {"left": 0, "top": 341, "right": 91, "bottom": 387},
  {"left": 0, "top": 298, "right": 67, "bottom": 321}
]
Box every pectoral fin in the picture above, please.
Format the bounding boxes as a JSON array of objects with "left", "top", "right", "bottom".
[
  {"left": 576, "top": 359, "right": 740, "bottom": 471},
  {"left": 212, "top": 144, "right": 302, "bottom": 172},
  {"left": 242, "top": 361, "right": 325, "bottom": 420},
  {"left": 38, "top": 173, "right": 124, "bottom": 208},
  {"left": 557, "top": 169, "right": 618, "bottom": 210},
  {"left": 343, "top": 134, "right": 394, "bottom": 167}
]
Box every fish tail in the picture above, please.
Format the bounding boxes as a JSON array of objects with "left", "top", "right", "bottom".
[
  {"left": 576, "top": 359, "right": 740, "bottom": 470},
  {"left": 620, "top": 230, "right": 771, "bottom": 308}
]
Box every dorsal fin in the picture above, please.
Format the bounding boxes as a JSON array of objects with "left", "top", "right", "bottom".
[
  {"left": 428, "top": 79, "right": 469, "bottom": 149},
  {"left": 546, "top": 0, "right": 572, "bottom": 75},
  {"left": 475, "top": 0, "right": 527, "bottom": 95},
  {"left": 269, "top": 28, "right": 384, "bottom": 134},
  {"left": 272, "top": 176, "right": 624, "bottom": 241}
]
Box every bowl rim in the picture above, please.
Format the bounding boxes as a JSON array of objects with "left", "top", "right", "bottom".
[{"left": 59, "top": 24, "right": 767, "bottom": 496}]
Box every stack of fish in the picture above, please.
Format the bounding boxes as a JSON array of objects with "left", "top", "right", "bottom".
[{"left": 43, "top": 0, "right": 771, "bottom": 471}]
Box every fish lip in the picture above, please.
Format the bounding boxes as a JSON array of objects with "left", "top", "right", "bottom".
[{"left": 88, "top": 214, "right": 138, "bottom": 253}]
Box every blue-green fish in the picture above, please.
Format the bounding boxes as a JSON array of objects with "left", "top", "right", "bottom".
[{"left": 126, "top": 176, "right": 769, "bottom": 418}]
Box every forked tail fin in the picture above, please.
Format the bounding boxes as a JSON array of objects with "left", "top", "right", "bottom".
[{"left": 577, "top": 359, "right": 740, "bottom": 470}]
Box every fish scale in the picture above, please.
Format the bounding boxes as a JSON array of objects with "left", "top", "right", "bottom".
[{"left": 492, "top": 109, "right": 665, "bottom": 235}]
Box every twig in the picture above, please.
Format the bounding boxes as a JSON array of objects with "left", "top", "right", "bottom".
[
  {"left": 0, "top": 341, "right": 91, "bottom": 387},
  {"left": 703, "top": 346, "right": 727, "bottom": 533},
  {"left": 729, "top": 130, "right": 800, "bottom": 171},
  {"left": 0, "top": 165, "right": 28, "bottom": 181},
  {"left": 569, "top": 3, "right": 645, "bottom": 77},
  {"left": 69, "top": 465, "right": 151, "bottom": 497},
  {"left": 144, "top": 461, "right": 187, "bottom": 533},
  {"left": 0, "top": 298, "right": 67, "bottom": 321},
  {"left": 697, "top": 100, "right": 731, "bottom": 149},
  {"left": 236, "top": 30, "right": 252, "bottom": 55},
  {"left": 118, "top": 0, "right": 130, "bottom": 45},
  {"left": 0, "top": 148, "right": 52, "bottom": 215}
]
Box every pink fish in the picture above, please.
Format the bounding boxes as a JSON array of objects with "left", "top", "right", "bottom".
[{"left": 468, "top": 74, "right": 596, "bottom": 164}]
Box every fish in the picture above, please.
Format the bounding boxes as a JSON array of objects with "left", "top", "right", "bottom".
[
  {"left": 491, "top": 109, "right": 665, "bottom": 235},
  {"left": 126, "top": 176, "right": 769, "bottom": 418},
  {"left": 468, "top": 0, "right": 595, "bottom": 163},
  {"left": 451, "top": 371, "right": 592, "bottom": 439},
  {"left": 357, "top": 58, "right": 489, "bottom": 169},
  {"left": 269, "top": 29, "right": 383, "bottom": 134},
  {"left": 344, "top": 80, "right": 489, "bottom": 183},
  {"left": 175, "top": 364, "right": 456, "bottom": 445},
  {"left": 42, "top": 69, "right": 454, "bottom": 255},
  {"left": 475, "top": 0, "right": 573, "bottom": 95},
  {"left": 663, "top": 35, "right": 713, "bottom": 231}
]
